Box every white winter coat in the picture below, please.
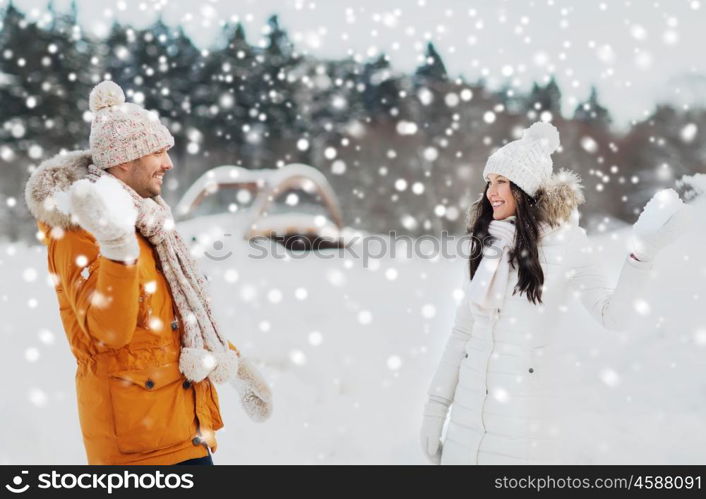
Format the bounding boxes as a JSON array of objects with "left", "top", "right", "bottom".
[{"left": 428, "top": 173, "right": 653, "bottom": 465}]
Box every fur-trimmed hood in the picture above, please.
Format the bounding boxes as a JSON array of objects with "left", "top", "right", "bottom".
[
  {"left": 534, "top": 168, "right": 585, "bottom": 228},
  {"left": 24, "top": 150, "right": 93, "bottom": 230}
]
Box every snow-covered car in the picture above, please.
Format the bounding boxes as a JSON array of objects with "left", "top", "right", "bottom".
[{"left": 175, "top": 163, "right": 352, "bottom": 251}]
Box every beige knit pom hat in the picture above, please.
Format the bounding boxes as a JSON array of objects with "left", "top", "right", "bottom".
[
  {"left": 88, "top": 80, "right": 174, "bottom": 169},
  {"left": 482, "top": 121, "right": 561, "bottom": 197}
]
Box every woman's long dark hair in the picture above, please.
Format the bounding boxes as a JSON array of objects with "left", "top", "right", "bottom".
[{"left": 468, "top": 181, "right": 545, "bottom": 305}]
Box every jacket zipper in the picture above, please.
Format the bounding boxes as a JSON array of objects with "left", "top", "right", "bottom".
[{"left": 475, "top": 306, "right": 501, "bottom": 464}]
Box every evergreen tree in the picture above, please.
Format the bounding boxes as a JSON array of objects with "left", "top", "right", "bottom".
[
  {"left": 574, "top": 86, "right": 611, "bottom": 128},
  {"left": 40, "top": 0, "right": 96, "bottom": 148},
  {"left": 0, "top": 1, "right": 45, "bottom": 147},
  {"left": 360, "top": 54, "right": 401, "bottom": 119},
  {"left": 256, "top": 15, "right": 301, "bottom": 141},
  {"left": 414, "top": 42, "right": 447, "bottom": 82},
  {"left": 197, "top": 21, "right": 256, "bottom": 159},
  {"left": 525, "top": 76, "right": 562, "bottom": 116}
]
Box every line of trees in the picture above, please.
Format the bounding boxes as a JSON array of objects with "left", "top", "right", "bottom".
[{"left": 1, "top": 1, "right": 704, "bottom": 242}]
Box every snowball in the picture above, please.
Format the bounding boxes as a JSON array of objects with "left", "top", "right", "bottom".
[
  {"left": 633, "top": 188, "right": 684, "bottom": 235},
  {"left": 70, "top": 176, "right": 137, "bottom": 234}
]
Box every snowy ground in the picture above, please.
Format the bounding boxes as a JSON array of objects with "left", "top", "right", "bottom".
[{"left": 1, "top": 193, "right": 705, "bottom": 465}]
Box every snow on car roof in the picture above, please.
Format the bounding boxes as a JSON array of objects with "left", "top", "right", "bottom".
[{"left": 175, "top": 163, "right": 343, "bottom": 228}]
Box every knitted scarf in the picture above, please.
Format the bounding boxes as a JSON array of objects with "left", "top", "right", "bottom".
[
  {"left": 467, "top": 216, "right": 517, "bottom": 310},
  {"left": 86, "top": 164, "right": 239, "bottom": 383}
]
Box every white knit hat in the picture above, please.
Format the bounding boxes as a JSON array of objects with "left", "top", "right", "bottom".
[
  {"left": 482, "top": 121, "right": 560, "bottom": 197},
  {"left": 88, "top": 80, "right": 174, "bottom": 169}
]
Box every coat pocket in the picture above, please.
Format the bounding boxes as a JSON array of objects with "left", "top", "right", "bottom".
[
  {"left": 108, "top": 363, "right": 197, "bottom": 454},
  {"left": 203, "top": 378, "right": 224, "bottom": 431}
]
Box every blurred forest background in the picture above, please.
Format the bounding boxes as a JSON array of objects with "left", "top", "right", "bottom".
[{"left": 1, "top": 1, "right": 705, "bottom": 242}]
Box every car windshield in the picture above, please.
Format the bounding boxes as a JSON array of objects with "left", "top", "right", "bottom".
[{"left": 268, "top": 188, "right": 331, "bottom": 217}]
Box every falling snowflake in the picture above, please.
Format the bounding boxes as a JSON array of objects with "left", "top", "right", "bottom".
[
  {"left": 386, "top": 355, "right": 402, "bottom": 371},
  {"left": 308, "top": 331, "right": 323, "bottom": 346},
  {"left": 600, "top": 368, "right": 621, "bottom": 387},
  {"left": 357, "top": 310, "right": 372, "bottom": 325}
]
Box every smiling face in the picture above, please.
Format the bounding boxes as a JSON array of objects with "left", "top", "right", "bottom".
[
  {"left": 486, "top": 173, "right": 517, "bottom": 220},
  {"left": 109, "top": 147, "right": 173, "bottom": 198}
]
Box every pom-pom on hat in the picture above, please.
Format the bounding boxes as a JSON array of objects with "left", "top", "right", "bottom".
[
  {"left": 482, "top": 121, "right": 561, "bottom": 197},
  {"left": 88, "top": 80, "right": 174, "bottom": 169}
]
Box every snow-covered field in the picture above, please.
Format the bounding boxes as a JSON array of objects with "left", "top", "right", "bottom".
[{"left": 1, "top": 193, "right": 705, "bottom": 465}]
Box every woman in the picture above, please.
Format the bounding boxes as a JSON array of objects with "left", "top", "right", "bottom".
[{"left": 420, "top": 121, "right": 692, "bottom": 465}]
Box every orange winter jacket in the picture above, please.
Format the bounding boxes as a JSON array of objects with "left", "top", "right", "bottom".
[{"left": 37, "top": 220, "right": 236, "bottom": 465}]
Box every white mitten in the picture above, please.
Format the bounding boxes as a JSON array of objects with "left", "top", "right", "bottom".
[
  {"left": 180, "top": 347, "right": 245, "bottom": 386},
  {"left": 179, "top": 347, "right": 217, "bottom": 382},
  {"left": 229, "top": 357, "right": 273, "bottom": 422},
  {"left": 631, "top": 188, "right": 694, "bottom": 262},
  {"left": 208, "top": 349, "right": 240, "bottom": 384},
  {"left": 420, "top": 395, "right": 450, "bottom": 464},
  {"left": 67, "top": 176, "right": 139, "bottom": 263}
]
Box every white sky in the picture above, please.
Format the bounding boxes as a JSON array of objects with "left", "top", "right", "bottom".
[{"left": 8, "top": 0, "right": 706, "bottom": 130}]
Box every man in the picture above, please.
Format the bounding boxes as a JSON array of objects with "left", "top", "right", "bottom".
[{"left": 24, "top": 80, "right": 272, "bottom": 465}]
